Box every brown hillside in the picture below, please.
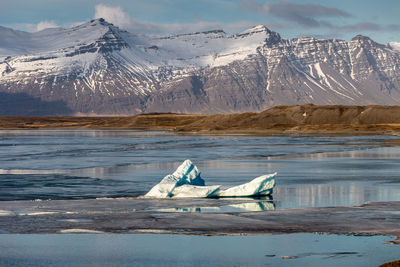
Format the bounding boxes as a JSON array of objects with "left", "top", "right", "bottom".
[
  {"left": 176, "top": 104, "right": 400, "bottom": 132},
  {"left": 2, "top": 104, "right": 400, "bottom": 134}
]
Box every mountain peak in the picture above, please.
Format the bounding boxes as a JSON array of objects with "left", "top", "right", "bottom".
[
  {"left": 238, "top": 25, "right": 281, "bottom": 48},
  {"left": 73, "top": 18, "right": 119, "bottom": 32},
  {"left": 351, "top": 34, "right": 385, "bottom": 48},
  {"left": 90, "top": 18, "right": 113, "bottom": 26},
  {"left": 351, "top": 34, "right": 371, "bottom": 41},
  {"left": 242, "top": 25, "right": 271, "bottom": 35}
]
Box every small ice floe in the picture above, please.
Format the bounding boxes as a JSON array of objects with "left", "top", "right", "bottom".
[
  {"left": 0, "top": 210, "right": 15, "bottom": 216},
  {"left": 144, "top": 159, "right": 276, "bottom": 198},
  {"left": 17, "top": 211, "right": 59, "bottom": 216},
  {"left": 58, "top": 219, "right": 93, "bottom": 223},
  {"left": 60, "top": 229, "right": 105, "bottom": 234}
]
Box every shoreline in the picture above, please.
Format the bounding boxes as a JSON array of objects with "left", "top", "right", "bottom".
[{"left": 2, "top": 104, "right": 400, "bottom": 135}]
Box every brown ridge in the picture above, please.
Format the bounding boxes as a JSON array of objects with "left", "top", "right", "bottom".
[{"left": 2, "top": 104, "right": 400, "bottom": 134}]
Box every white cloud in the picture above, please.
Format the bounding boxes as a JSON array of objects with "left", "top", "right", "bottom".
[
  {"left": 11, "top": 21, "right": 59, "bottom": 32},
  {"left": 92, "top": 4, "right": 286, "bottom": 35},
  {"left": 35, "top": 21, "right": 58, "bottom": 31},
  {"left": 94, "top": 4, "right": 133, "bottom": 30},
  {"left": 7, "top": 4, "right": 287, "bottom": 36}
]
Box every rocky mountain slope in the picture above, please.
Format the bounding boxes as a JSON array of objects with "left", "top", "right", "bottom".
[{"left": 0, "top": 18, "right": 400, "bottom": 115}]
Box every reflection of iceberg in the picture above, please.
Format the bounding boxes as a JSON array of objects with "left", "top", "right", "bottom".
[
  {"left": 228, "top": 201, "right": 275, "bottom": 212},
  {"left": 144, "top": 160, "right": 276, "bottom": 198},
  {"left": 154, "top": 201, "right": 275, "bottom": 213}
]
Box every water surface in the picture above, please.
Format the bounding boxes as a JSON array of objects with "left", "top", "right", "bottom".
[
  {"left": 0, "top": 234, "right": 398, "bottom": 267},
  {"left": 1, "top": 130, "right": 400, "bottom": 208}
]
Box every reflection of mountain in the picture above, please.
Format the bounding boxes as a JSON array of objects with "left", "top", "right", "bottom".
[
  {"left": 155, "top": 200, "right": 275, "bottom": 213},
  {"left": 1, "top": 19, "right": 400, "bottom": 115},
  {"left": 274, "top": 183, "right": 400, "bottom": 209}
]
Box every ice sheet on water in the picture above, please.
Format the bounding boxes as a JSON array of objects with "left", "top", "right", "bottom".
[{"left": 144, "top": 159, "right": 276, "bottom": 198}]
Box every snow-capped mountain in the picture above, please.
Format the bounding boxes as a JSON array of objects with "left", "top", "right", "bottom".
[{"left": 0, "top": 18, "right": 400, "bottom": 115}]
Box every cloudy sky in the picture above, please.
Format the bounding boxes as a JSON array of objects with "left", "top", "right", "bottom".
[{"left": 1, "top": 0, "right": 399, "bottom": 43}]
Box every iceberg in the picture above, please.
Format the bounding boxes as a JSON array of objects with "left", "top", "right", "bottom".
[
  {"left": 144, "top": 159, "right": 206, "bottom": 198},
  {"left": 172, "top": 185, "right": 221, "bottom": 198},
  {"left": 216, "top": 173, "right": 276, "bottom": 197},
  {"left": 144, "top": 160, "right": 276, "bottom": 198}
]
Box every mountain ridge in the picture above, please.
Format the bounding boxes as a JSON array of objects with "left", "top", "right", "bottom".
[
  {"left": 3, "top": 104, "right": 400, "bottom": 135},
  {"left": 0, "top": 18, "right": 399, "bottom": 115}
]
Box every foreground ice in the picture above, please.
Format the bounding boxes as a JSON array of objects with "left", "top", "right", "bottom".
[{"left": 144, "top": 160, "right": 276, "bottom": 198}]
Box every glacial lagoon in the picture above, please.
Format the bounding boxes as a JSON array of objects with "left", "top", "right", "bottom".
[
  {"left": 1, "top": 130, "right": 400, "bottom": 266},
  {"left": 1, "top": 130, "right": 400, "bottom": 208}
]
